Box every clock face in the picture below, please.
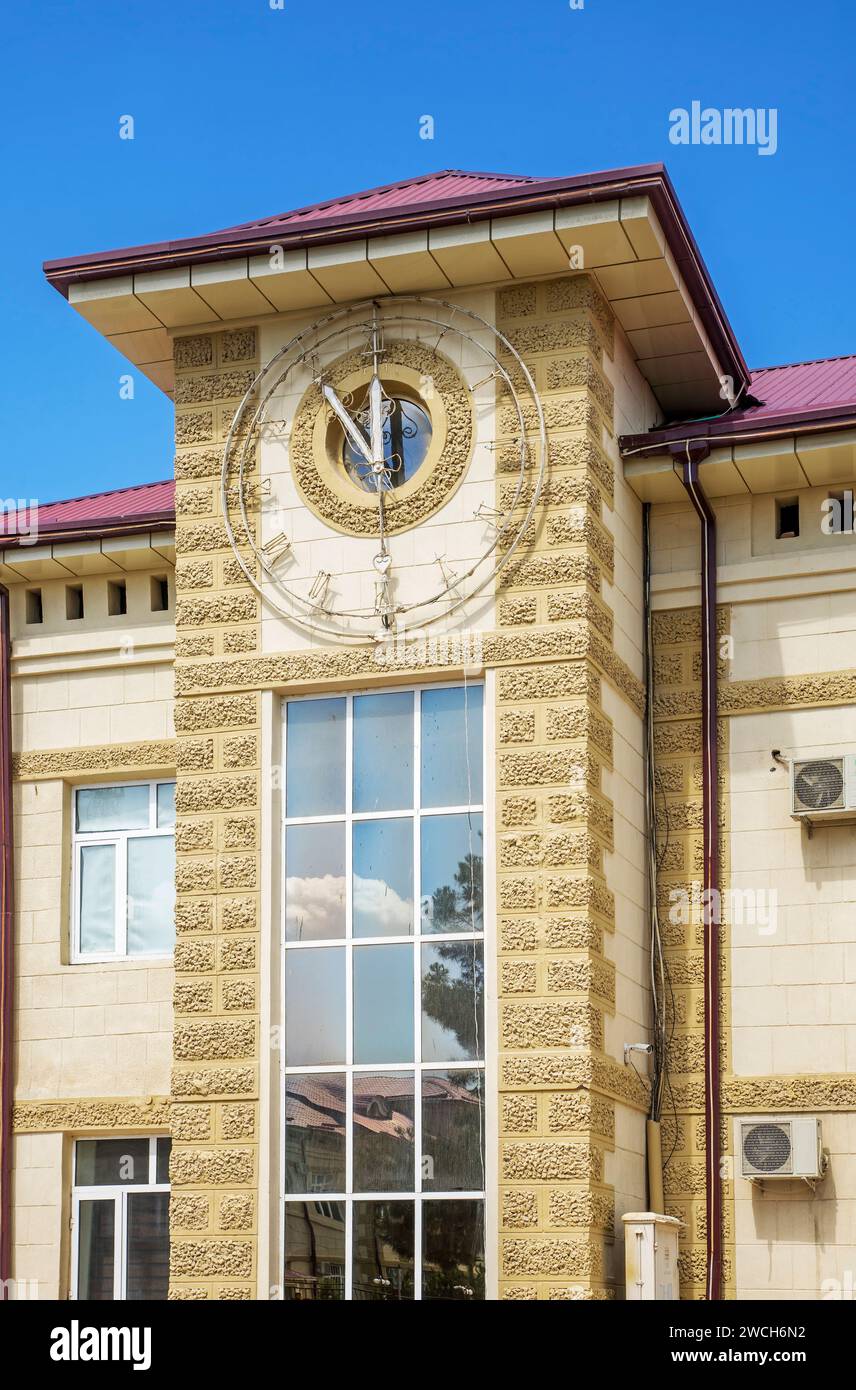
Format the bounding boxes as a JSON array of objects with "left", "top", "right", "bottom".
[{"left": 221, "top": 296, "right": 547, "bottom": 643}]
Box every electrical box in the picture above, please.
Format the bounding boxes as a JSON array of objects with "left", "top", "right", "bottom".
[
  {"left": 791, "top": 755, "right": 856, "bottom": 824},
  {"left": 622, "top": 1212, "right": 681, "bottom": 1300}
]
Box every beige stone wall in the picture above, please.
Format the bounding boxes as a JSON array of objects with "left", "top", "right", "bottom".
[
  {"left": 650, "top": 493, "right": 856, "bottom": 1298},
  {"left": 8, "top": 556, "right": 176, "bottom": 1295}
]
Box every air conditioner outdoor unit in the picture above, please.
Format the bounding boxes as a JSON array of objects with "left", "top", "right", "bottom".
[
  {"left": 790, "top": 754, "right": 856, "bottom": 823},
  {"left": 737, "top": 1116, "right": 825, "bottom": 1181}
]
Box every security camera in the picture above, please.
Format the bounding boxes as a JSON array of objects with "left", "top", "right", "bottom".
[{"left": 624, "top": 1043, "right": 654, "bottom": 1063}]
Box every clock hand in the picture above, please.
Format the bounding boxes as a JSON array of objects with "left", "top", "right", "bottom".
[
  {"left": 369, "top": 373, "right": 384, "bottom": 467},
  {"left": 322, "top": 383, "right": 372, "bottom": 464}
]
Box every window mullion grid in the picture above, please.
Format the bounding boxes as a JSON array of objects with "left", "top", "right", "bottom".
[
  {"left": 413, "top": 686, "right": 422, "bottom": 1301},
  {"left": 344, "top": 692, "right": 354, "bottom": 1302},
  {"left": 116, "top": 1190, "right": 126, "bottom": 1300}
]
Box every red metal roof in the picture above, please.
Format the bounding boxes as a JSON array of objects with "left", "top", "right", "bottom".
[
  {"left": 0, "top": 479, "right": 175, "bottom": 545},
  {"left": 621, "top": 355, "right": 856, "bottom": 451},
  {"left": 221, "top": 169, "right": 540, "bottom": 236}
]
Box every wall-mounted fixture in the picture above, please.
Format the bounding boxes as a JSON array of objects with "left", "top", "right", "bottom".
[{"left": 737, "top": 1117, "right": 826, "bottom": 1186}]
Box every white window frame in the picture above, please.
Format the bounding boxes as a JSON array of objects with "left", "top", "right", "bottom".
[
  {"left": 279, "top": 680, "right": 494, "bottom": 1302},
  {"left": 71, "top": 777, "right": 177, "bottom": 963},
  {"left": 70, "top": 1136, "right": 170, "bottom": 1301}
]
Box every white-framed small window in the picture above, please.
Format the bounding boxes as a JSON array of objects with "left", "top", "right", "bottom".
[
  {"left": 71, "top": 779, "right": 176, "bottom": 961},
  {"left": 71, "top": 1136, "right": 171, "bottom": 1301},
  {"left": 281, "top": 682, "right": 490, "bottom": 1302}
]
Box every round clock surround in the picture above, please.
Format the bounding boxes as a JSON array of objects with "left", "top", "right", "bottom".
[{"left": 220, "top": 295, "right": 547, "bottom": 642}]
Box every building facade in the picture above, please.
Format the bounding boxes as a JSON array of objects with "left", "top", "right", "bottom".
[{"left": 2, "top": 165, "right": 855, "bottom": 1301}]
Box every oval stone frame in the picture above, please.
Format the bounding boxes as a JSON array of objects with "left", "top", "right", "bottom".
[{"left": 289, "top": 339, "right": 474, "bottom": 537}]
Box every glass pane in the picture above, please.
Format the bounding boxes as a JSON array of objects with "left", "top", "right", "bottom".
[
  {"left": 127, "top": 835, "right": 175, "bottom": 955},
  {"left": 284, "top": 1201, "right": 345, "bottom": 1301},
  {"left": 77, "top": 1199, "right": 115, "bottom": 1300},
  {"left": 286, "top": 698, "right": 346, "bottom": 816},
  {"left": 420, "top": 813, "right": 483, "bottom": 934},
  {"left": 422, "top": 1070, "right": 485, "bottom": 1192},
  {"left": 156, "top": 782, "right": 176, "bottom": 828},
  {"left": 126, "top": 1193, "right": 170, "bottom": 1300},
  {"left": 76, "top": 1138, "right": 151, "bottom": 1186},
  {"left": 79, "top": 843, "right": 116, "bottom": 955},
  {"left": 286, "top": 823, "right": 346, "bottom": 942},
  {"left": 76, "top": 783, "right": 150, "bottom": 832},
  {"left": 353, "top": 692, "right": 413, "bottom": 811},
  {"left": 421, "top": 941, "right": 484, "bottom": 1063},
  {"left": 353, "top": 944, "right": 413, "bottom": 1064},
  {"left": 352, "top": 1201, "right": 414, "bottom": 1300},
  {"left": 421, "top": 686, "right": 483, "bottom": 808},
  {"left": 285, "top": 948, "right": 346, "bottom": 1066},
  {"left": 353, "top": 1073, "right": 415, "bottom": 1193},
  {"left": 353, "top": 818, "right": 413, "bottom": 938},
  {"left": 422, "top": 1199, "right": 485, "bottom": 1301},
  {"left": 156, "top": 1138, "right": 171, "bottom": 1185},
  {"left": 285, "top": 1074, "right": 346, "bottom": 1194}
]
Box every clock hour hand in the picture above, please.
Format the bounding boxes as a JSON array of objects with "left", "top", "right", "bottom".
[
  {"left": 369, "top": 374, "right": 385, "bottom": 468},
  {"left": 322, "top": 383, "right": 372, "bottom": 465}
]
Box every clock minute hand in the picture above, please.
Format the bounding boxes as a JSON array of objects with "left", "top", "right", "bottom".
[
  {"left": 322, "top": 383, "right": 372, "bottom": 464},
  {"left": 369, "top": 374, "right": 384, "bottom": 468}
]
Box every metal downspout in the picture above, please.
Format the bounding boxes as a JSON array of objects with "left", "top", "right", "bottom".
[
  {"left": 679, "top": 459, "right": 722, "bottom": 1301},
  {"left": 0, "top": 584, "right": 13, "bottom": 1295}
]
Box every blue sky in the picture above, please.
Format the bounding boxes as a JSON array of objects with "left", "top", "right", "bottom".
[{"left": 3, "top": 0, "right": 854, "bottom": 503}]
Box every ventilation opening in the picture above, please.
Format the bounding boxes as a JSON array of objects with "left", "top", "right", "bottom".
[
  {"left": 25, "top": 589, "right": 43, "bottom": 625},
  {"left": 150, "top": 575, "right": 169, "bottom": 612},
  {"left": 65, "top": 584, "right": 84, "bottom": 621},
  {"left": 107, "top": 580, "right": 127, "bottom": 616},
  {"left": 776, "top": 497, "right": 800, "bottom": 539}
]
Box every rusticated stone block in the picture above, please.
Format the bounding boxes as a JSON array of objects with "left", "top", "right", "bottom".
[
  {"left": 500, "top": 959, "right": 537, "bottom": 994},
  {"left": 174, "top": 1020, "right": 255, "bottom": 1062},
  {"left": 502, "top": 1094, "right": 538, "bottom": 1134},
  {"left": 174, "top": 941, "right": 215, "bottom": 974},
  {"left": 498, "top": 877, "right": 538, "bottom": 911},
  {"left": 499, "top": 833, "right": 542, "bottom": 868},
  {"left": 222, "top": 980, "right": 256, "bottom": 1012},
  {"left": 502, "top": 1190, "right": 539, "bottom": 1228},
  {"left": 499, "top": 710, "right": 536, "bottom": 745},
  {"left": 175, "top": 520, "right": 232, "bottom": 554},
  {"left": 497, "top": 284, "right": 537, "bottom": 317},
  {"left": 218, "top": 855, "right": 258, "bottom": 891},
  {"left": 220, "top": 1104, "right": 256, "bottom": 1140},
  {"left": 171, "top": 1195, "right": 210, "bottom": 1231},
  {"left": 498, "top": 595, "right": 538, "bottom": 626},
  {"left": 547, "top": 1091, "right": 614, "bottom": 1138},
  {"left": 220, "top": 327, "right": 257, "bottom": 363},
  {"left": 176, "top": 819, "right": 215, "bottom": 852},
  {"left": 168, "top": 1286, "right": 210, "bottom": 1300},
  {"left": 502, "top": 1141, "right": 598, "bottom": 1182},
  {"left": 219, "top": 937, "right": 256, "bottom": 972},
  {"left": 171, "top": 1066, "right": 255, "bottom": 1098},
  {"left": 221, "top": 816, "right": 258, "bottom": 851},
  {"left": 500, "top": 1284, "right": 538, "bottom": 1300},
  {"left": 170, "top": 1147, "right": 254, "bottom": 1186},
  {"left": 499, "top": 917, "right": 538, "bottom": 952},
  {"left": 500, "top": 748, "right": 591, "bottom": 789},
  {"left": 500, "top": 796, "right": 538, "bottom": 828},
  {"left": 221, "top": 897, "right": 258, "bottom": 932},
  {"left": 216, "top": 1286, "right": 253, "bottom": 1300},
  {"left": 499, "top": 662, "right": 593, "bottom": 705},
  {"left": 176, "top": 485, "right": 214, "bottom": 517},
  {"left": 175, "top": 411, "right": 214, "bottom": 447},
  {"left": 222, "top": 734, "right": 258, "bottom": 769},
  {"left": 170, "top": 1240, "right": 253, "bottom": 1280},
  {"left": 175, "top": 369, "right": 255, "bottom": 406},
  {"left": 546, "top": 957, "right": 615, "bottom": 1003},
  {"left": 174, "top": 695, "right": 258, "bottom": 733},
  {"left": 177, "top": 558, "right": 214, "bottom": 590},
  {"left": 544, "top": 916, "right": 602, "bottom": 952},
  {"left": 176, "top": 776, "right": 257, "bottom": 814},
  {"left": 176, "top": 634, "right": 216, "bottom": 658},
  {"left": 222, "top": 628, "right": 258, "bottom": 654},
  {"left": 502, "top": 1236, "right": 603, "bottom": 1279},
  {"left": 176, "top": 593, "right": 257, "bottom": 628},
  {"left": 175, "top": 899, "right": 213, "bottom": 934},
  {"left": 501, "top": 999, "right": 601, "bottom": 1050},
  {"left": 219, "top": 1194, "right": 254, "bottom": 1231},
  {"left": 170, "top": 1104, "right": 213, "bottom": 1142},
  {"left": 177, "top": 739, "right": 215, "bottom": 772},
  {"left": 175, "top": 335, "right": 214, "bottom": 370},
  {"left": 547, "top": 1187, "right": 614, "bottom": 1229},
  {"left": 176, "top": 858, "right": 216, "bottom": 894},
  {"left": 174, "top": 981, "right": 214, "bottom": 1015}
]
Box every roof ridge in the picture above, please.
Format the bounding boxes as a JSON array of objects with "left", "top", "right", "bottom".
[{"left": 222, "top": 168, "right": 539, "bottom": 233}]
